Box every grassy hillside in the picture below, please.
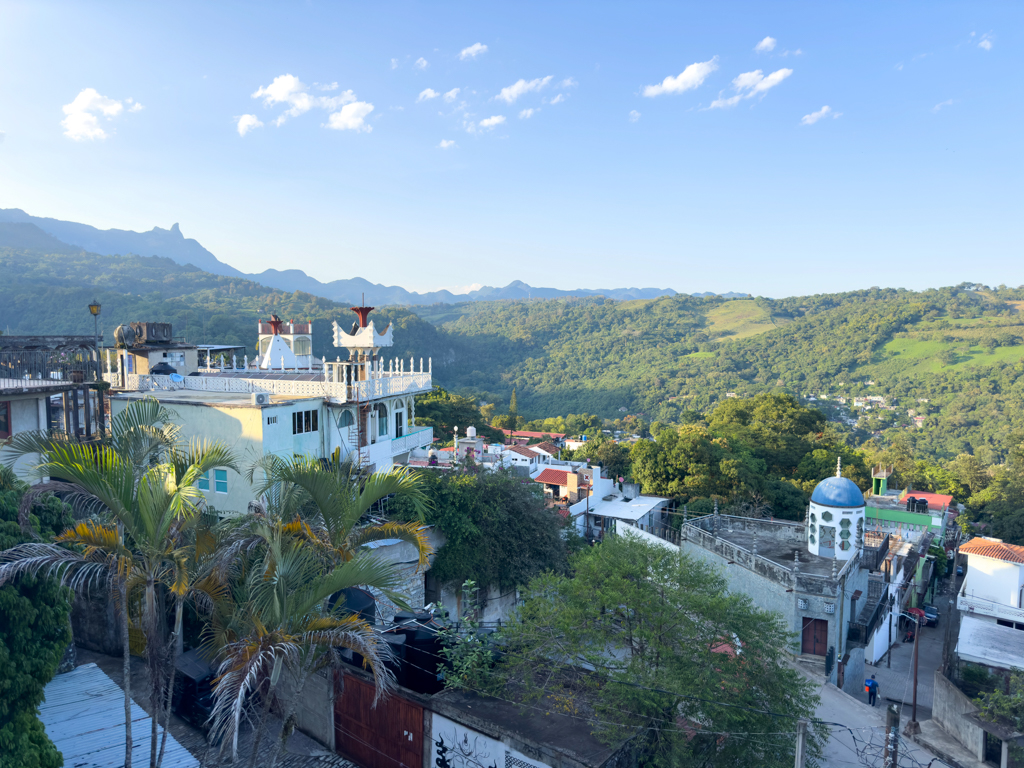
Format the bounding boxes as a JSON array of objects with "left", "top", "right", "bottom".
[{"left": 3, "top": 244, "right": 1023, "bottom": 463}]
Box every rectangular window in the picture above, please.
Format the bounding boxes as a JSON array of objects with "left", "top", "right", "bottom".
[
  {"left": 267, "top": 416, "right": 277, "bottom": 425},
  {"left": 0, "top": 401, "right": 10, "bottom": 439},
  {"left": 126, "top": 355, "right": 134, "bottom": 373},
  {"left": 197, "top": 471, "right": 210, "bottom": 491},
  {"left": 292, "top": 409, "right": 319, "bottom": 435},
  {"left": 214, "top": 469, "right": 228, "bottom": 494}
]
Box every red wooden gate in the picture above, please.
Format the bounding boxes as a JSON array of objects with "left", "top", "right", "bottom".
[
  {"left": 801, "top": 618, "right": 828, "bottom": 656},
  {"left": 334, "top": 673, "right": 423, "bottom": 768}
]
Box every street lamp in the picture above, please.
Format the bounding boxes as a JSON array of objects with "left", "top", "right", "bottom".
[{"left": 88, "top": 300, "right": 101, "bottom": 381}]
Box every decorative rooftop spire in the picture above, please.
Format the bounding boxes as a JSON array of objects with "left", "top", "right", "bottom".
[
  {"left": 268, "top": 314, "right": 284, "bottom": 336},
  {"left": 836, "top": 456, "right": 842, "bottom": 477}
]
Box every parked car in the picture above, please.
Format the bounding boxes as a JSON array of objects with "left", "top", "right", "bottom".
[
  {"left": 923, "top": 604, "right": 939, "bottom": 627},
  {"left": 956, "top": 564, "right": 964, "bottom": 577}
]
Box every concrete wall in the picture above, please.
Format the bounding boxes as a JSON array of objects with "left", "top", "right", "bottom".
[
  {"left": 277, "top": 667, "right": 334, "bottom": 751},
  {"left": 841, "top": 646, "right": 866, "bottom": 697},
  {"left": 0, "top": 392, "right": 48, "bottom": 480},
  {"left": 962, "top": 553, "right": 1024, "bottom": 608},
  {"left": 70, "top": 588, "right": 122, "bottom": 656},
  {"left": 933, "top": 670, "right": 985, "bottom": 761}
]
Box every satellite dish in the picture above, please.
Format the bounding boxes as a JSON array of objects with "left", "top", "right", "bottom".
[{"left": 169, "top": 373, "right": 184, "bottom": 384}]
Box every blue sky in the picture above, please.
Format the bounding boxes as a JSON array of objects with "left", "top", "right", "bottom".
[{"left": 0, "top": 2, "right": 1020, "bottom": 297}]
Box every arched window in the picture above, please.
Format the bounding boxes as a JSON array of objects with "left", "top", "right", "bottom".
[
  {"left": 339, "top": 410, "right": 354, "bottom": 428},
  {"left": 293, "top": 337, "right": 312, "bottom": 356}
]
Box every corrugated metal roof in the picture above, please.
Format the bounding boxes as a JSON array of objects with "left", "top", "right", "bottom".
[{"left": 40, "top": 663, "right": 199, "bottom": 768}]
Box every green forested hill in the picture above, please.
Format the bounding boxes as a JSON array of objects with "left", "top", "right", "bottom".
[{"left": 3, "top": 245, "right": 1024, "bottom": 463}]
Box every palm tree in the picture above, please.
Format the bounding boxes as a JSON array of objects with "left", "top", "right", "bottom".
[
  {"left": 247, "top": 451, "right": 433, "bottom": 569},
  {"left": 0, "top": 435, "right": 237, "bottom": 768},
  {"left": 205, "top": 526, "right": 404, "bottom": 767}
]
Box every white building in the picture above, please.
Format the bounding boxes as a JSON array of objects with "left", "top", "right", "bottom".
[
  {"left": 957, "top": 537, "right": 1024, "bottom": 631},
  {"left": 106, "top": 307, "right": 434, "bottom": 514}
]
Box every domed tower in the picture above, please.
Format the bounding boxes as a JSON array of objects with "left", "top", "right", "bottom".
[{"left": 807, "top": 459, "right": 865, "bottom": 561}]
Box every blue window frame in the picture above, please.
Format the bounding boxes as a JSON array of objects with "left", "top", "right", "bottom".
[
  {"left": 214, "top": 469, "right": 228, "bottom": 494},
  {"left": 198, "top": 471, "right": 210, "bottom": 491}
]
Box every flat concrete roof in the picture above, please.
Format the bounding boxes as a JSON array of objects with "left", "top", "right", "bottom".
[
  {"left": 708, "top": 526, "right": 837, "bottom": 578},
  {"left": 956, "top": 615, "right": 1024, "bottom": 669},
  {"left": 111, "top": 389, "right": 317, "bottom": 407}
]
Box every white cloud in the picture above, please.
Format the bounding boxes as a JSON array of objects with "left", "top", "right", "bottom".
[
  {"left": 326, "top": 101, "right": 374, "bottom": 131},
  {"left": 391, "top": 58, "right": 399, "bottom": 70},
  {"left": 415, "top": 57, "right": 429, "bottom": 70},
  {"left": 316, "top": 82, "right": 339, "bottom": 91},
  {"left": 496, "top": 76, "right": 553, "bottom": 103},
  {"left": 801, "top": 105, "right": 840, "bottom": 125},
  {"left": 979, "top": 34, "right": 993, "bottom": 51},
  {"left": 460, "top": 43, "right": 488, "bottom": 60},
  {"left": 629, "top": 110, "right": 640, "bottom": 122},
  {"left": 755, "top": 36, "right": 777, "bottom": 53},
  {"left": 236, "top": 114, "right": 264, "bottom": 136},
  {"left": 439, "top": 139, "right": 456, "bottom": 149},
  {"left": 548, "top": 94, "right": 565, "bottom": 105},
  {"left": 932, "top": 99, "right": 954, "bottom": 113},
  {"left": 780, "top": 49, "right": 803, "bottom": 57},
  {"left": 642, "top": 57, "right": 719, "bottom": 97},
  {"left": 708, "top": 67, "right": 793, "bottom": 109},
  {"left": 519, "top": 108, "right": 536, "bottom": 119},
  {"left": 560, "top": 77, "right": 578, "bottom": 88},
  {"left": 128, "top": 102, "right": 144, "bottom": 112},
  {"left": 479, "top": 115, "right": 505, "bottom": 128},
  {"left": 250, "top": 74, "right": 371, "bottom": 131},
  {"left": 443, "top": 88, "right": 461, "bottom": 103},
  {"left": 417, "top": 88, "right": 440, "bottom": 102},
  {"left": 61, "top": 88, "right": 129, "bottom": 141},
  {"left": 895, "top": 62, "right": 904, "bottom": 71}
]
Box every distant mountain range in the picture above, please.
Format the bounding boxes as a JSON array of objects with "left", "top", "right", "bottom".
[{"left": 0, "top": 208, "right": 749, "bottom": 305}]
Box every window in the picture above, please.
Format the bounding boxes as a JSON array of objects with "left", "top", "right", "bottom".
[
  {"left": 267, "top": 416, "right": 277, "bottom": 425},
  {"left": 374, "top": 404, "right": 388, "bottom": 437},
  {"left": 292, "top": 409, "right": 319, "bottom": 435},
  {"left": 214, "top": 469, "right": 227, "bottom": 494},
  {"left": 339, "top": 410, "right": 354, "bottom": 428},
  {"left": 126, "top": 355, "right": 134, "bottom": 373},
  {"left": 198, "top": 471, "right": 210, "bottom": 491},
  {"left": 0, "top": 401, "right": 10, "bottom": 438},
  {"left": 293, "top": 337, "right": 311, "bottom": 356}
]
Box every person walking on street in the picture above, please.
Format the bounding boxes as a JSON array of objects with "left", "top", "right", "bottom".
[{"left": 866, "top": 674, "right": 879, "bottom": 706}]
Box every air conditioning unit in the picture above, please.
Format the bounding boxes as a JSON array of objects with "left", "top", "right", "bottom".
[{"left": 252, "top": 393, "right": 270, "bottom": 405}]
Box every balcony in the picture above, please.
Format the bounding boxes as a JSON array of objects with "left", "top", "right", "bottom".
[
  {"left": 390, "top": 426, "right": 433, "bottom": 456},
  {"left": 957, "top": 593, "right": 1024, "bottom": 624},
  {"left": 108, "top": 371, "right": 432, "bottom": 403}
]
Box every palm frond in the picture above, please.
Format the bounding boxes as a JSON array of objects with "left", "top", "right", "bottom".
[{"left": 347, "top": 522, "right": 434, "bottom": 569}]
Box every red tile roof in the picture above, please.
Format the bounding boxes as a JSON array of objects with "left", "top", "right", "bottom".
[
  {"left": 534, "top": 468, "right": 570, "bottom": 486},
  {"left": 960, "top": 538, "right": 1024, "bottom": 565},
  {"left": 899, "top": 490, "right": 953, "bottom": 511},
  {"left": 532, "top": 441, "right": 560, "bottom": 456},
  {"left": 501, "top": 430, "right": 566, "bottom": 439},
  {"left": 506, "top": 445, "right": 540, "bottom": 459}
]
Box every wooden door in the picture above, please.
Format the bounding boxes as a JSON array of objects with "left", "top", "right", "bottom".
[
  {"left": 335, "top": 674, "right": 423, "bottom": 768},
  {"left": 801, "top": 618, "right": 829, "bottom": 656}
]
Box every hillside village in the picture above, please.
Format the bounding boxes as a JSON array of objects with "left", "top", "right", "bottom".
[{"left": 2, "top": 302, "right": 1023, "bottom": 768}]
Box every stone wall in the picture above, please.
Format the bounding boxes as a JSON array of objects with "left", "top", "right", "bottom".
[
  {"left": 71, "top": 587, "right": 121, "bottom": 656},
  {"left": 932, "top": 670, "right": 985, "bottom": 760}
]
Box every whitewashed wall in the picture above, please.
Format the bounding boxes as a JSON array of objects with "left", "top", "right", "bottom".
[{"left": 430, "top": 713, "right": 546, "bottom": 768}]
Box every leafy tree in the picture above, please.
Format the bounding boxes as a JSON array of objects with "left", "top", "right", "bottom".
[
  {"left": 976, "top": 669, "right": 1024, "bottom": 763},
  {"left": 479, "top": 533, "right": 824, "bottom": 768},
  {"left": 0, "top": 475, "right": 72, "bottom": 768},
  {"left": 508, "top": 387, "right": 520, "bottom": 430},
  {"left": 414, "top": 386, "right": 504, "bottom": 445},
  {"left": 391, "top": 466, "right": 571, "bottom": 590}
]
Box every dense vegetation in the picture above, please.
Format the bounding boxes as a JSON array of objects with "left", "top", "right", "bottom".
[
  {"left": 456, "top": 534, "right": 824, "bottom": 768},
  {"left": 0, "top": 469, "right": 73, "bottom": 768},
  {"left": 392, "top": 464, "right": 575, "bottom": 590}
]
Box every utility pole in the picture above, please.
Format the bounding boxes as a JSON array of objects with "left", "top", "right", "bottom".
[
  {"left": 887, "top": 601, "right": 893, "bottom": 668},
  {"left": 794, "top": 718, "right": 808, "bottom": 768},
  {"left": 883, "top": 704, "right": 900, "bottom": 766},
  {"left": 904, "top": 616, "right": 922, "bottom": 735}
]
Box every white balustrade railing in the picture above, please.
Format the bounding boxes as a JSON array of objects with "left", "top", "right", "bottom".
[
  {"left": 390, "top": 427, "right": 433, "bottom": 456},
  {"left": 115, "top": 371, "right": 432, "bottom": 403},
  {"left": 957, "top": 593, "right": 1024, "bottom": 624}
]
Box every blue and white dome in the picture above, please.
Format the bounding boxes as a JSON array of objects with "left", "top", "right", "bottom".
[{"left": 810, "top": 476, "right": 865, "bottom": 508}]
